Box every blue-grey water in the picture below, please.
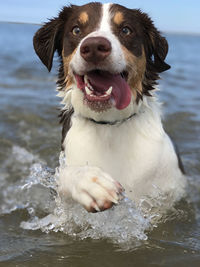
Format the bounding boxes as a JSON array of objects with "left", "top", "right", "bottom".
[{"left": 0, "top": 22, "right": 200, "bottom": 266}]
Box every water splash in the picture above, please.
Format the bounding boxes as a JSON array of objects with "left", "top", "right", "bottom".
[
  {"left": 18, "top": 152, "right": 151, "bottom": 244},
  {"left": 1, "top": 147, "right": 189, "bottom": 245},
  {"left": 0, "top": 146, "right": 46, "bottom": 214},
  {"left": 21, "top": 194, "right": 150, "bottom": 244}
]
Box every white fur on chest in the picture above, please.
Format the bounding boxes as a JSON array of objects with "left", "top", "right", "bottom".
[{"left": 63, "top": 100, "right": 185, "bottom": 201}]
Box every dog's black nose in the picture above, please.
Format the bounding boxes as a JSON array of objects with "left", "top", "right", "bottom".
[{"left": 80, "top": 37, "right": 111, "bottom": 63}]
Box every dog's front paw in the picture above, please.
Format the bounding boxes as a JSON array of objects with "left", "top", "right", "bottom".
[{"left": 71, "top": 167, "right": 124, "bottom": 212}]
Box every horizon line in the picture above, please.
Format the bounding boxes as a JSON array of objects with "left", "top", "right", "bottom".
[{"left": 1, "top": 20, "right": 200, "bottom": 36}]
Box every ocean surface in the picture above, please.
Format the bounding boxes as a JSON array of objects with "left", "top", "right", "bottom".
[{"left": 0, "top": 22, "right": 200, "bottom": 266}]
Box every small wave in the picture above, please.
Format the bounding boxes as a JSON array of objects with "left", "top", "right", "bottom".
[
  {"left": 0, "top": 146, "right": 46, "bottom": 214},
  {"left": 12, "top": 145, "right": 40, "bottom": 164}
]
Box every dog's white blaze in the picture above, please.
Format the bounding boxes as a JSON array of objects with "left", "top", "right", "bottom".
[
  {"left": 99, "top": 3, "right": 112, "bottom": 33},
  {"left": 70, "top": 2, "right": 126, "bottom": 76}
]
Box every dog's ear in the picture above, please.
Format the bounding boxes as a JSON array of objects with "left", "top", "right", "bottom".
[
  {"left": 149, "top": 30, "right": 171, "bottom": 72},
  {"left": 33, "top": 18, "right": 61, "bottom": 71},
  {"left": 141, "top": 12, "right": 171, "bottom": 73},
  {"left": 33, "top": 6, "right": 72, "bottom": 72}
]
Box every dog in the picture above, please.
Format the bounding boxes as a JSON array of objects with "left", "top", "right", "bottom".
[{"left": 33, "top": 2, "right": 186, "bottom": 213}]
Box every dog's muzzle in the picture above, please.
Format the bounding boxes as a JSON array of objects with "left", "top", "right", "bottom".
[{"left": 74, "top": 36, "right": 132, "bottom": 111}]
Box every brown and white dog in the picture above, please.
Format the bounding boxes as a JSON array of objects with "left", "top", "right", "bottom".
[{"left": 33, "top": 3, "right": 186, "bottom": 212}]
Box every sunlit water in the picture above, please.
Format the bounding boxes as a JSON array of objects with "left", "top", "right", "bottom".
[{"left": 0, "top": 22, "right": 200, "bottom": 266}]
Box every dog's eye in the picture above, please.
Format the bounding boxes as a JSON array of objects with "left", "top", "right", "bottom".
[
  {"left": 121, "top": 26, "right": 132, "bottom": 36},
  {"left": 72, "top": 26, "right": 81, "bottom": 36}
]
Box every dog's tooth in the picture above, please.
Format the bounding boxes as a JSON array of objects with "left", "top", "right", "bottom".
[
  {"left": 88, "top": 83, "right": 93, "bottom": 91},
  {"left": 84, "top": 75, "right": 88, "bottom": 84},
  {"left": 105, "top": 86, "right": 113, "bottom": 96},
  {"left": 85, "top": 86, "right": 93, "bottom": 96},
  {"left": 85, "top": 86, "right": 91, "bottom": 95},
  {"left": 84, "top": 75, "right": 94, "bottom": 91}
]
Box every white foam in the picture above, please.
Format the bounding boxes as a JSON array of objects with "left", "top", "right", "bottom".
[
  {"left": 21, "top": 194, "right": 150, "bottom": 244},
  {"left": 20, "top": 152, "right": 151, "bottom": 245},
  {"left": 1, "top": 148, "right": 190, "bottom": 246}
]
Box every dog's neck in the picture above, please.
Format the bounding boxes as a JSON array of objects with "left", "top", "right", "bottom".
[{"left": 86, "top": 112, "right": 137, "bottom": 126}]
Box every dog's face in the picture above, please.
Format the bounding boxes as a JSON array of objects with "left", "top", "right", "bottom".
[{"left": 34, "top": 3, "right": 170, "bottom": 122}]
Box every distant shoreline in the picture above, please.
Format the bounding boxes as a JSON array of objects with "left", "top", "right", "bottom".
[
  {"left": 164, "top": 31, "right": 200, "bottom": 37},
  {"left": 0, "top": 21, "right": 42, "bottom": 26},
  {"left": 0, "top": 20, "right": 200, "bottom": 36}
]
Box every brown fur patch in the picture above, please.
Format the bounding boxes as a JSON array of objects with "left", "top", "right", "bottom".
[
  {"left": 62, "top": 49, "right": 77, "bottom": 90},
  {"left": 92, "top": 177, "right": 98, "bottom": 183},
  {"left": 65, "top": 75, "right": 74, "bottom": 90},
  {"left": 79, "top": 11, "right": 89, "bottom": 24},
  {"left": 113, "top": 11, "right": 124, "bottom": 25},
  {"left": 122, "top": 45, "right": 146, "bottom": 98}
]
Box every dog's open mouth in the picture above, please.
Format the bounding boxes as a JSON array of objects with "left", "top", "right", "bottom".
[{"left": 74, "top": 70, "right": 132, "bottom": 110}]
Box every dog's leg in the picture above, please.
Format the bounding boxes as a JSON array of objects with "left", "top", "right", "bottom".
[{"left": 58, "top": 166, "right": 124, "bottom": 212}]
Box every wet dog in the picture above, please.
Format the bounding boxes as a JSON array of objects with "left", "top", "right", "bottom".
[{"left": 33, "top": 3, "right": 186, "bottom": 212}]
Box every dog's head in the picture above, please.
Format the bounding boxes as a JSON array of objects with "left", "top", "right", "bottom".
[{"left": 33, "top": 3, "right": 170, "bottom": 122}]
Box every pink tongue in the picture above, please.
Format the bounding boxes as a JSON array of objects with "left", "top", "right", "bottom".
[{"left": 87, "top": 72, "right": 132, "bottom": 110}]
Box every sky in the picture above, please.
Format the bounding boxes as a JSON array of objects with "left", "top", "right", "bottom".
[{"left": 0, "top": 0, "right": 200, "bottom": 34}]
